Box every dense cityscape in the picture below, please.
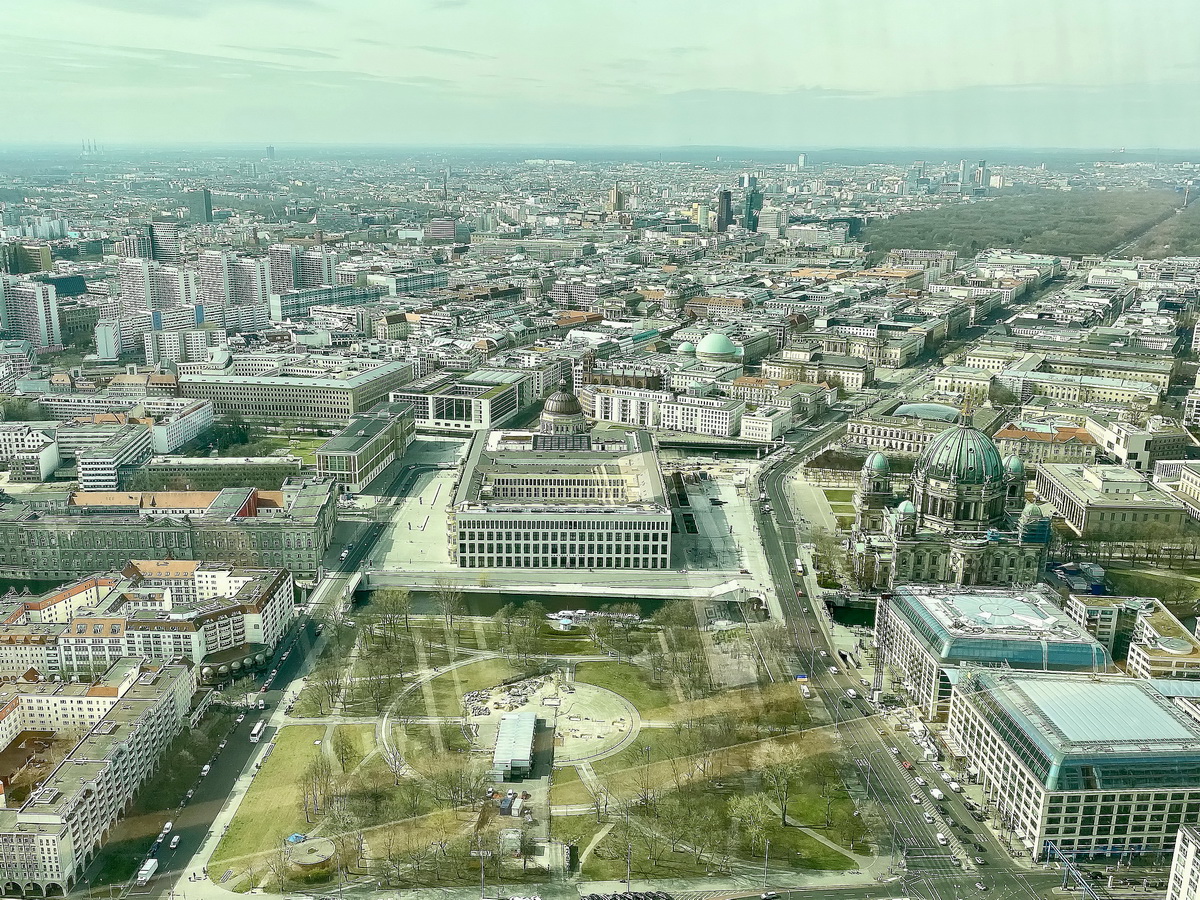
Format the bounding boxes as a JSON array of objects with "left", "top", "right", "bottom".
[{"left": 6, "top": 3, "right": 1200, "bottom": 900}]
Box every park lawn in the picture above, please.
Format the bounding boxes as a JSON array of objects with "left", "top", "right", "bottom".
[
  {"left": 583, "top": 835, "right": 710, "bottom": 880},
  {"left": 331, "top": 723, "right": 377, "bottom": 773},
  {"left": 397, "top": 723, "right": 473, "bottom": 777},
  {"left": 209, "top": 725, "right": 325, "bottom": 871},
  {"left": 536, "top": 626, "right": 601, "bottom": 655},
  {"left": 550, "top": 766, "right": 595, "bottom": 806},
  {"left": 822, "top": 489, "right": 855, "bottom": 503},
  {"left": 423, "top": 658, "right": 519, "bottom": 715},
  {"left": 572, "top": 661, "right": 674, "bottom": 715}
]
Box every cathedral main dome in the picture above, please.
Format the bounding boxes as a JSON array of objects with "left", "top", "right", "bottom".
[{"left": 918, "top": 422, "right": 1005, "bottom": 485}]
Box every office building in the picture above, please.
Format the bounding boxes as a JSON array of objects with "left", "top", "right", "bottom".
[
  {"left": 316, "top": 403, "right": 416, "bottom": 492},
  {"left": 180, "top": 355, "right": 412, "bottom": 422},
  {"left": 875, "top": 584, "right": 1108, "bottom": 719},
  {"left": 184, "top": 188, "right": 213, "bottom": 223},
  {"left": 452, "top": 429, "right": 672, "bottom": 569},
  {"left": 0, "top": 276, "right": 62, "bottom": 349},
  {"left": 716, "top": 190, "right": 733, "bottom": 233},
  {"left": 269, "top": 283, "right": 385, "bottom": 321},
  {"left": 1064, "top": 594, "right": 1200, "bottom": 680},
  {"left": 76, "top": 424, "right": 154, "bottom": 491},
  {"left": 148, "top": 222, "right": 181, "bottom": 265},
  {"left": 949, "top": 671, "right": 1200, "bottom": 861},
  {"left": 1, "top": 242, "right": 53, "bottom": 274},
  {"left": 391, "top": 370, "right": 532, "bottom": 433},
  {"left": 1034, "top": 463, "right": 1187, "bottom": 538}
]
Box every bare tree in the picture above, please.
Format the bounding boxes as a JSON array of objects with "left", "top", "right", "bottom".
[
  {"left": 332, "top": 727, "right": 358, "bottom": 772},
  {"left": 433, "top": 577, "right": 464, "bottom": 629}
]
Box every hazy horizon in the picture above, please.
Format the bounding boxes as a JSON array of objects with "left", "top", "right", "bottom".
[{"left": 6, "top": 0, "right": 1200, "bottom": 149}]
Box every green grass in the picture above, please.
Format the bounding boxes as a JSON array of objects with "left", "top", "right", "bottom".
[
  {"left": 536, "top": 626, "right": 602, "bottom": 655},
  {"left": 423, "top": 658, "right": 519, "bottom": 715},
  {"left": 822, "top": 489, "right": 855, "bottom": 502},
  {"left": 572, "top": 661, "right": 674, "bottom": 715},
  {"left": 397, "top": 723, "right": 473, "bottom": 776},
  {"left": 210, "top": 725, "right": 325, "bottom": 868}
]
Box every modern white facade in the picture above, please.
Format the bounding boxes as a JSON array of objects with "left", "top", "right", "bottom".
[{"left": 948, "top": 671, "right": 1200, "bottom": 861}]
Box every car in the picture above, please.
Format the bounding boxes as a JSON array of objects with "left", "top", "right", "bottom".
[
  {"left": 236, "top": 714, "right": 245, "bottom": 724},
  {"left": 941, "top": 772, "right": 953, "bottom": 782},
  {"left": 975, "top": 883, "right": 988, "bottom": 891},
  {"left": 889, "top": 747, "right": 900, "bottom": 755},
  {"left": 910, "top": 792, "right": 922, "bottom": 804},
  {"left": 186, "top": 789, "right": 194, "bottom": 800},
  {"left": 933, "top": 762, "right": 945, "bottom": 771},
  {"left": 860, "top": 679, "right": 870, "bottom": 687},
  {"left": 761, "top": 893, "right": 780, "bottom": 900},
  {"left": 170, "top": 836, "right": 181, "bottom": 850},
  {"left": 975, "top": 856, "right": 986, "bottom": 865},
  {"left": 818, "top": 649, "right": 827, "bottom": 657},
  {"left": 828, "top": 666, "right": 838, "bottom": 675},
  {"left": 923, "top": 812, "right": 934, "bottom": 824},
  {"left": 161, "top": 821, "right": 173, "bottom": 834},
  {"left": 339, "top": 549, "right": 349, "bottom": 561},
  {"left": 914, "top": 776, "right": 926, "bottom": 786}
]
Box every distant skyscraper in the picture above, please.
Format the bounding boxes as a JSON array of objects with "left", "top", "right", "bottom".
[
  {"left": 743, "top": 188, "right": 763, "bottom": 232},
  {"left": 184, "top": 189, "right": 213, "bottom": 223},
  {"left": 716, "top": 190, "right": 733, "bottom": 233},
  {"left": 738, "top": 173, "right": 757, "bottom": 189},
  {"left": 117, "top": 231, "right": 152, "bottom": 260},
  {"left": 607, "top": 184, "right": 627, "bottom": 213},
  {"left": 266, "top": 145, "right": 276, "bottom": 161},
  {"left": 973, "top": 160, "right": 991, "bottom": 190},
  {"left": 797, "top": 153, "right": 807, "bottom": 169},
  {"left": 149, "top": 222, "right": 181, "bottom": 265},
  {"left": 957, "top": 159, "right": 968, "bottom": 185}
]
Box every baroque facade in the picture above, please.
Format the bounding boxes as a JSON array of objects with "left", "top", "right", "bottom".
[{"left": 851, "top": 417, "right": 1050, "bottom": 588}]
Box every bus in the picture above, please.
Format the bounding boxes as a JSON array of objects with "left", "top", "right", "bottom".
[
  {"left": 793, "top": 557, "right": 806, "bottom": 576},
  {"left": 250, "top": 720, "right": 266, "bottom": 743}
]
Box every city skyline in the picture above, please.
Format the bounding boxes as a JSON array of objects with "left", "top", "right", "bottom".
[{"left": 4, "top": 0, "right": 1200, "bottom": 148}]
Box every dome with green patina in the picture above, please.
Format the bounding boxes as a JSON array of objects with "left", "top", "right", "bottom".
[
  {"left": 1021, "top": 501, "right": 1045, "bottom": 519},
  {"left": 1003, "top": 454, "right": 1026, "bottom": 477},
  {"left": 918, "top": 422, "right": 1005, "bottom": 485},
  {"left": 696, "top": 332, "right": 738, "bottom": 361},
  {"left": 897, "top": 499, "right": 917, "bottom": 517},
  {"left": 864, "top": 451, "right": 890, "bottom": 474}
]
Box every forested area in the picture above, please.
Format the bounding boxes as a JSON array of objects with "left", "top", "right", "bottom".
[
  {"left": 862, "top": 189, "right": 1180, "bottom": 259},
  {"left": 1128, "top": 199, "right": 1200, "bottom": 258}
]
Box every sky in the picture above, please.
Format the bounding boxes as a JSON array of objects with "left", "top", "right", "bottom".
[{"left": 3, "top": 0, "right": 1200, "bottom": 150}]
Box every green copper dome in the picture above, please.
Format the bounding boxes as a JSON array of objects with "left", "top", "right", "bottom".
[
  {"left": 897, "top": 499, "right": 917, "bottom": 517},
  {"left": 918, "top": 423, "right": 1004, "bottom": 485},
  {"left": 1003, "top": 454, "right": 1026, "bottom": 476},
  {"left": 864, "top": 451, "right": 890, "bottom": 474},
  {"left": 696, "top": 332, "right": 738, "bottom": 359}
]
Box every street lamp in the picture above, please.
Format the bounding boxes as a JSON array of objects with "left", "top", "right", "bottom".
[{"left": 763, "top": 838, "right": 770, "bottom": 886}]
